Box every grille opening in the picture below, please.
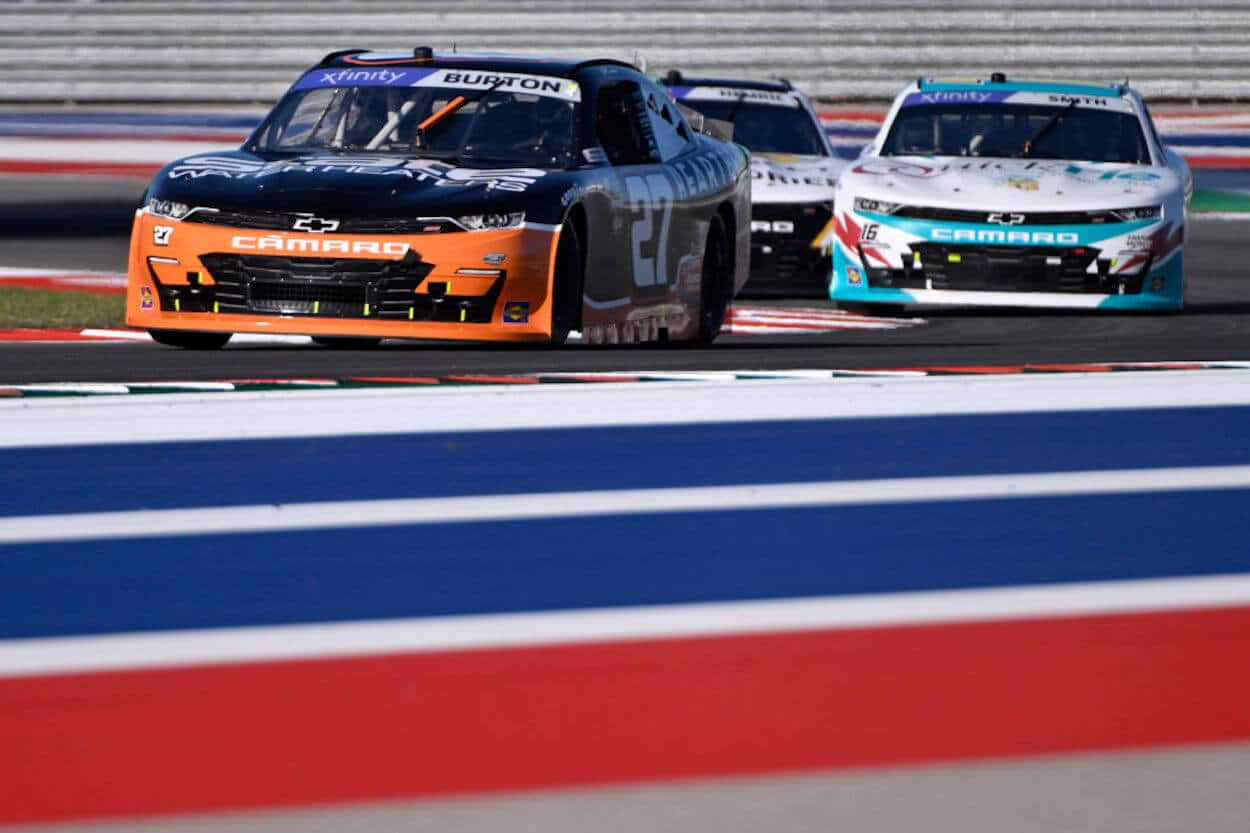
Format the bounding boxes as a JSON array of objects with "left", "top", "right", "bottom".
[
  {"left": 862, "top": 243, "right": 1147, "bottom": 295},
  {"left": 193, "top": 253, "right": 503, "bottom": 322}
]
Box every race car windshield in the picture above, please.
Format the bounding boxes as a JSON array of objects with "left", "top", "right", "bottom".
[
  {"left": 252, "top": 85, "right": 578, "bottom": 168},
  {"left": 677, "top": 100, "right": 828, "bottom": 156},
  {"left": 881, "top": 103, "right": 1150, "bottom": 163}
]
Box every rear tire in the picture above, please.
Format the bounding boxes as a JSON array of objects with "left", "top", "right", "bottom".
[
  {"left": 148, "top": 329, "right": 232, "bottom": 350},
  {"left": 694, "top": 214, "right": 733, "bottom": 344},
  {"left": 312, "top": 336, "right": 382, "bottom": 349},
  {"left": 549, "top": 220, "right": 584, "bottom": 346}
]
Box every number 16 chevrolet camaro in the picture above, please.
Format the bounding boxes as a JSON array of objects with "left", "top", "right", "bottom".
[
  {"left": 831, "top": 76, "right": 1191, "bottom": 311},
  {"left": 127, "top": 49, "right": 750, "bottom": 347}
]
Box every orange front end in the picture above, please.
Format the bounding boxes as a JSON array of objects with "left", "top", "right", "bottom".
[{"left": 125, "top": 210, "right": 561, "bottom": 342}]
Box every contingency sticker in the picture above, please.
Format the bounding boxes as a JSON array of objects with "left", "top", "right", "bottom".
[{"left": 502, "top": 301, "right": 530, "bottom": 323}]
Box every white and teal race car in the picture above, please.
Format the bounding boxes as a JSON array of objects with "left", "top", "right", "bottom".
[{"left": 831, "top": 76, "right": 1191, "bottom": 311}]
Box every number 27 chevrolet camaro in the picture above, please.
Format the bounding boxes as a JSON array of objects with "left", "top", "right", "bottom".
[
  {"left": 127, "top": 49, "right": 750, "bottom": 348},
  {"left": 831, "top": 76, "right": 1191, "bottom": 311}
]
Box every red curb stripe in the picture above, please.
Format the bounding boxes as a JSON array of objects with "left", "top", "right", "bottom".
[
  {"left": 443, "top": 375, "right": 541, "bottom": 384},
  {"left": 0, "top": 159, "right": 162, "bottom": 178},
  {"left": 0, "top": 328, "right": 122, "bottom": 342},
  {"left": 1186, "top": 155, "right": 1250, "bottom": 169},
  {"left": 0, "top": 277, "right": 126, "bottom": 295},
  {"left": 3, "top": 606, "right": 1248, "bottom": 824}
]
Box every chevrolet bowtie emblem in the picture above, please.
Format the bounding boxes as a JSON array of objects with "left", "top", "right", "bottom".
[
  {"left": 987, "top": 213, "right": 1026, "bottom": 226},
  {"left": 291, "top": 214, "right": 340, "bottom": 233}
]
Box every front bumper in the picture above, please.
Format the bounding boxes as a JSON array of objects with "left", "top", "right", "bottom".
[
  {"left": 125, "top": 211, "right": 560, "bottom": 341},
  {"left": 829, "top": 209, "right": 1184, "bottom": 310},
  {"left": 744, "top": 202, "right": 834, "bottom": 297}
]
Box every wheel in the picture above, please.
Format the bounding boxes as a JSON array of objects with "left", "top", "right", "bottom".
[
  {"left": 549, "top": 219, "right": 584, "bottom": 346},
  {"left": 148, "top": 329, "right": 232, "bottom": 350},
  {"left": 694, "top": 213, "right": 733, "bottom": 344},
  {"left": 312, "top": 336, "right": 382, "bottom": 349}
]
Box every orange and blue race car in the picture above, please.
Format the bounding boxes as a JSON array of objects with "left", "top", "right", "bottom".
[{"left": 127, "top": 48, "right": 751, "bottom": 348}]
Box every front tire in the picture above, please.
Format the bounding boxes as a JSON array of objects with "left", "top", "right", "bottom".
[
  {"left": 694, "top": 214, "right": 733, "bottom": 344},
  {"left": 148, "top": 329, "right": 232, "bottom": 350},
  {"left": 549, "top": 220, "right": 584, "bottom": 346}
]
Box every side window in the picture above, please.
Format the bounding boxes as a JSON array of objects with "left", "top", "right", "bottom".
[
  {"left": 643, "top": 81, "right": 693, "bottom": 161},
  {"left": 594, "top": 81, "right": 655, "bottom": 166},
  {"left": 1137, "top": 99, "right": 1164, "bottom": 163}
]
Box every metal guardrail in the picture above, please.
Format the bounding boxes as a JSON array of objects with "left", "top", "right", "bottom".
[{"left": 1, "top": 0, "right": 1249, "bottom": 103}]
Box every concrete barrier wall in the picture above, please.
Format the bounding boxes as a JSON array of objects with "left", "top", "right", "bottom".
[{"left": 2, "top": 0, "right": 1249, "bottom": 103}]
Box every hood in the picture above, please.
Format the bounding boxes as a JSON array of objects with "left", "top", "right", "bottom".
[
  {"left": 840, "top": 156, "right": 1182, "bottom": 212},
  {"left": 750, "top": 152, "right": 845, "bottom": 205},
  {"left": 151, "top": 150, "right": 558, "bottom": 215}
]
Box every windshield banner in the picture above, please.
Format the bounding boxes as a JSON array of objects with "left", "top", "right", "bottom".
[
  {"left": 902, "top": 90, "right": 1135, "bottom": 113},
  {"left": 668, "top": 86, "right": 800, "bottom": 108},
  {"left": 295, "top": 67, "right": 581, "bottom": 102}
]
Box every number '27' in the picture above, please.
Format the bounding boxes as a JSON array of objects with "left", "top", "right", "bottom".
[{"left": 625, "top": 174, "right": 674, "bottom": 288}]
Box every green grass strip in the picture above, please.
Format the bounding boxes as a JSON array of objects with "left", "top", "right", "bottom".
[
  {"left": 0, "top": 287, "right": 125, "bottom": 329},
  {"left": 1192, "top": 189, "right": 1250, "bottom": 213}
]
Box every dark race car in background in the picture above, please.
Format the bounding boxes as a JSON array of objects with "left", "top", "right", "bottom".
[
  {"left": 128, "top": 49, "right": 750, "bottom": 348},
  {"left": 662, "top": 72, "right": 844, "bottom": 297}
]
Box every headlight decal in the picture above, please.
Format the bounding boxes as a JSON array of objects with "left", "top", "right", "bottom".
[
  {"left": 146, "top": 198, "right": 192, "bottom": 220},
  {"left": 455, "top": 212, "right": 525, "bottom": 231}
]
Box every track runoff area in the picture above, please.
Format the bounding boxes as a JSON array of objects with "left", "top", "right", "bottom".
[{"left": 2, "top": 367, "right": 1250, "bottom": 828}]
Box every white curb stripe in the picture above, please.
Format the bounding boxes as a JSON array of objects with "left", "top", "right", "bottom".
[
  {"left": 3, "top": 573, "right": 1249, "bottom": 679},
  {"left": 3, "top": 465, "right": 1249, "bottom": 546}
]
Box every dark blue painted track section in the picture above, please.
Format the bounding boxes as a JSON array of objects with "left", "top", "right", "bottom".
[
  {"left": 3, "top": 406, "right": 1249, "bottom": 518},
  {"left": 3, "top": 403, "right": 1250, "bottom": 640},
  {"left": 3, "top": 489, "right": 1248, "bottom": 640}
]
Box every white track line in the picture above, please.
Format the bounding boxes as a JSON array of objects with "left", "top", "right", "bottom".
[
  {"left": 3, "top": 573, "right": 1249, "bottom": 679},
  {"left": 5, "top": 369, "right": 1250, "bottom": 448},
  {"left": 3, "top": 465, "right": 1249, "bottom": 546}
]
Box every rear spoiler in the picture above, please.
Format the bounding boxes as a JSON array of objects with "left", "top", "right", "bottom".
[{"left": 674, "top": 100, "right": 733, "bottom": 143}]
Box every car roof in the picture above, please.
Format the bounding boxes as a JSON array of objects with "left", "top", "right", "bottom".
[
  {"left": 916, "top": 77, "right": 1127, "bottom": 98},
  {"left": 315, "top": 49, "right": 636, "bottom": 78}
]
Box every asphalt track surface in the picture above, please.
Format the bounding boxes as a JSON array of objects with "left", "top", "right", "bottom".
[{"left": 1, "top": 176, "right": 1248, "bottom": 383}]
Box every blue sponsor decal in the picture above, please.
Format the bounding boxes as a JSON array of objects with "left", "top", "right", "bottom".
[
  {"left": 293, "top": 68, "right": 436, "bottom": 90},
  {"left": 846, "top": 266, "right": 864, "bottom": 286},
  {"left": 902, "top": 90, "right": 1014, "bottom": 107},
  {"left": 917, "top": 80, "right": 1122, "bottom": 97}
]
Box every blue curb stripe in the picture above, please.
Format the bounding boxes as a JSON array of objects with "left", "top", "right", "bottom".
[
  {"left": 3, "top": 407, "right": 1250, "bottom": 518},
  {"left": 2, "top": 489, "right": 1247, "bottom": 639}
]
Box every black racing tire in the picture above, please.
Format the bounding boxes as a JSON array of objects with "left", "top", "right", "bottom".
[
  {"left": 148, "top": 329, "right": 232, "bottom": 350},
  {"left": 311, "top": 336, "right": 382, "bottom": 349},
  {"left": 694, "top": 213, "right": 733, "bottom": 345},
  {"left": 549, "top": 219, "right": 584, "bottom": 346}
]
